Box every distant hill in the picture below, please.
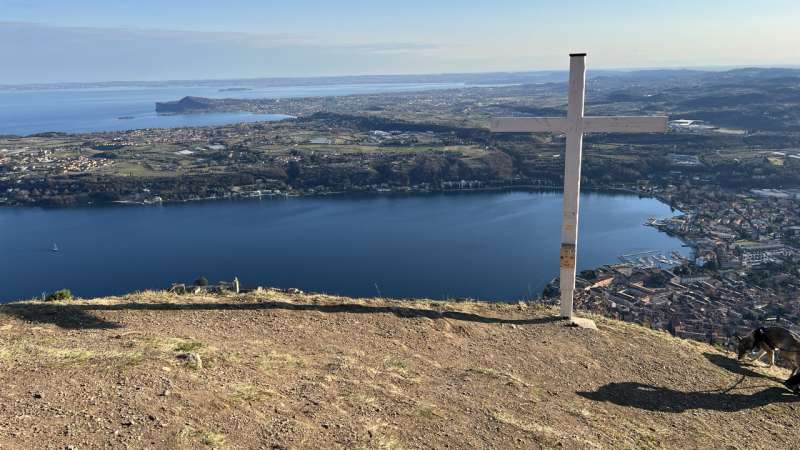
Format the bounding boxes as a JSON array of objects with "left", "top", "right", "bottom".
[
  {"left": 155, "top": 96, "right": 219, "bottom": 114},
  {"left": 1, "top": 290, "right": 798, "bottom": 448}
]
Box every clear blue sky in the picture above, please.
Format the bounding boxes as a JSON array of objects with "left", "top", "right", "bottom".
[{"left": 1, "top": 0, "right": 798, "bottom": 84}]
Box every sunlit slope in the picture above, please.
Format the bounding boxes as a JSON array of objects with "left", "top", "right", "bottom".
[{"left": 0, "top": 290, "right": 797, "bottom": 449}]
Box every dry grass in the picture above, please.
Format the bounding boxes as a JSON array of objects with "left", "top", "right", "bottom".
[
  {"left": 174, "top": 341, "right": 203, "bottom": 352},
  {"left": 228, "top": 382, "right": 276, "bottom": 403},
  {"left": 179, "top": 426, "right": 227, "bottom": 449},
  {"left": 467, "top": 367, "right": 532, "bottom": 387},
  {"left": 0, "top": 338, "right": 144, "bottom": 367}
]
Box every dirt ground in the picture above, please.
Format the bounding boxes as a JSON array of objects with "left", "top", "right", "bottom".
[{"left": 1, "top": 290, "right": 799, "bottom": 449}]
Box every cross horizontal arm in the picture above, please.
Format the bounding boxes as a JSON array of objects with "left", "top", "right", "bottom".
[
  {"left": 582, "top": 116, "right": 667, "bottom": 133},
  {"left": 490, "top": 117, "right": 568, "bottom": 133}
]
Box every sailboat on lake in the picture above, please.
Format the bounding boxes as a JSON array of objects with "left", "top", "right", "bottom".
[{"left": 52, "top": 243, "right": 59, "bottom": 252}]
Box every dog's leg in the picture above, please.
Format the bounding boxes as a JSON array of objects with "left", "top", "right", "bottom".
[
  {"left": 770, "top": 350, "right": 775, "bottom": 367},
  {"left": 752, "top": 350, "right": 769, "bottom": 366}
]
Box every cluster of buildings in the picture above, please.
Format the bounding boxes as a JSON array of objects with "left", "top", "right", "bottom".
[
  {"left": 556, "top": 184, "right": 800, "bottom": 345},
  {"left": 567, "top": 264, "right": 799, "bottom": 344},
  {"left": 668, "top": 153, "right": 702, "bottom": 167},
  {"left": 58, "top": 154, "right": 114, "bottom": 173},
  {"left": 367, "top": 130, "right": 422, "bottom": 146},
  {"left": 0, "top": 147, "right": 114, "bottom": 204},
  {"left": 650, "top": 187, "right": 800, "bottom": 270},
  {"left": 0, "top": 147, "right": 92, "bottom": 174},
  {"left": 441, "top": 180, "right": 485, "bottom": 190},
  {"left": 668, "top": 119, "right": 746, "bottom": 135}
]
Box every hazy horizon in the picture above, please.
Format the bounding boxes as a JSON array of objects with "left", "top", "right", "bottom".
[
  {"left": 2, "top": 0, "right": 799, "bottom": 84},
  {"left": 3, "top": 64, "right": 800, "bottom": 89}
]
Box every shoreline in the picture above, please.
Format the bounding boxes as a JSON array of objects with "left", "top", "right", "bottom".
[{"left": 0, "top": 183, "right": 660, "bottom": 209}]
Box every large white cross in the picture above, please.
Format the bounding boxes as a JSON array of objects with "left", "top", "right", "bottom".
[{"left": 490, "top": 53, "right": 667, "bottom": 319}]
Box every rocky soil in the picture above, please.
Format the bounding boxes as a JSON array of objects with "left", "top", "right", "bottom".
[{"left": 1, "top": 290, "right": 799, "bottom": 449}]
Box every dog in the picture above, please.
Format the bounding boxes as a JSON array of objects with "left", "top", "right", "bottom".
[
  {"left": 736, "top": 326, "right": 800, "bottom": 377},
  {"left": 736, "top": 327, "right": 778, "bottom": 367}
]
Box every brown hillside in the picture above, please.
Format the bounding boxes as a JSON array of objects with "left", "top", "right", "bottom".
[{"left": 0, "top": 290, "right": 798, "bottom": 449}]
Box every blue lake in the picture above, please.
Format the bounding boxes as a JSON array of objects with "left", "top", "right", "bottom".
[
  {"left": 0, "top": 191, "right": 687, "bottom": 302},
  {"left": 0, "top": 82, "right": 464, "bottom": 136}
]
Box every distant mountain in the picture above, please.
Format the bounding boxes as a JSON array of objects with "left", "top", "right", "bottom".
[{"left": 155, "top": 96, "right": 218, "bottom": 114}]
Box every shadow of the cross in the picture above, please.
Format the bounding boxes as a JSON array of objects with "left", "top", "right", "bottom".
[
  {"left": 0, "top": 299, "right": 561, "bottom": 330},
  {"left": 577, "top": 382, "right": 798, "bottom": 413}
]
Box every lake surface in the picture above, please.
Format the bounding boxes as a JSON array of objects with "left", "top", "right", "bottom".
[
  {"left": 0, "top": 82, "right": 465, "bottom": 136},
  {"left": 0, "top": 191, "right": 687, "bottom": 303}
]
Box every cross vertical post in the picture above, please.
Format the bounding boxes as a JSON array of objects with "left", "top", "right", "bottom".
[
  {"left": 489, "top": 53, "right": 667, "bottom": 321},
  {"left": 559, "top": 53, "right": 587, "bottom": 318}
]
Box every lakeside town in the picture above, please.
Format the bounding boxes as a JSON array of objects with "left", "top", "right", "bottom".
[{"left": 554, "top": 183, "right": 800, "bottom": 344}]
